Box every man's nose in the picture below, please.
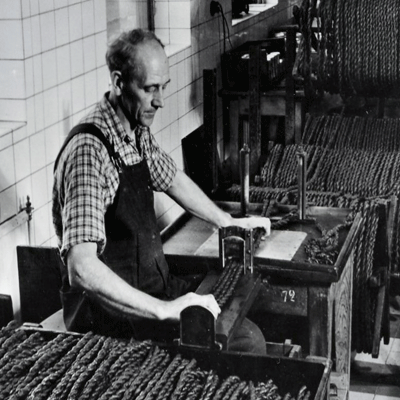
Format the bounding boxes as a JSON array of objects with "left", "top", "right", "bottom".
[{"left": 152, "top": 90, "right": 165, "bottom": 108}]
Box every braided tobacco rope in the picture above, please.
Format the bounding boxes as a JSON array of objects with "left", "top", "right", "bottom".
[
  {"left": 48, "top": 334, "right": 106, "bottom": 400},
  {"left": 10, "top": 334, "right": 78, "bottom": 400},
  {"left": 79, "top": 339, "right": 128, "bottom": 399},
  {"left": 0, "top": 325, "right": 318, "bottom": 399},
  {"left": 298, "top": 0, "right": 400, "bottom": 96},
  {"left": 0, "top": 328, "right": 27, "bottom": 363},
  {"left": 0, "top": 332, "right": 45, "bottom": 394},
  {"left": 97, "top": 339, "right": 153, "bottom": 400},
  {"left": 26, "top": 332, "right": 96, "bottom": 400}
]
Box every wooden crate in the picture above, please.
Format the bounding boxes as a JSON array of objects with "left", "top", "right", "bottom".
[{"left": 162, "top": 203, "right": 362, "bottom": 399}]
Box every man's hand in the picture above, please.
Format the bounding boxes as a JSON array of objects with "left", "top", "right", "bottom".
[
  {"left": 161, "top": 293, "right": 221, "bottom": 321},
  {"left": 227, "top": 216, "right": 271, "bottom": 238}
]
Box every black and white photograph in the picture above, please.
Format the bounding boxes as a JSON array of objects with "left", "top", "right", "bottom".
[{"left": 0, "top": 0, "right": 400, "bottom": 399}]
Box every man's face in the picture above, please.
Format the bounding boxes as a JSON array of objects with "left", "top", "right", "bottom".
[{"left": 121, "top": 41, "right": 170, "bottom": 128}]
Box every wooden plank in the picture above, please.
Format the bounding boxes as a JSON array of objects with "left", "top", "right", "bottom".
[
  {"left": 16, "top": 246, "right": 63, "bottom": 323},
  {"left": 333, "top": 253, "right": 353, "bottom": 391},
  {"left": 308, "top": 286, "right": 332, "bottom": 359},
  {"left": 193, "top": 229, "right": 307, "bottom": 260},
  {"left": 0, "top": 294, "right": 13, "bottom": 328}
]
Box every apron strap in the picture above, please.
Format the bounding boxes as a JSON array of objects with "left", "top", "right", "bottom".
[{"left": 54, "top": 123, "right": 123, "bottom": 172}]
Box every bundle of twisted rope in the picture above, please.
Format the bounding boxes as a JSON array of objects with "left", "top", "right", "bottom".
[
  {"left": 224, "top": 112, "right": 400, "bottom": 352},
  {"left": 0, "top": 321, "right": 311, "bottom": 400},
  {"left": 296, "top": 0, "right": 400, "bottom": 97},
  {"left": 211, "top": 228, "right": 266, "bottom": 308}
]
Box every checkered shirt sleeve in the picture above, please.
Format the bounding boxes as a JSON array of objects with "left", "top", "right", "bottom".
[
  {"left": 139, "top": 127, "right": 177, "bottom": 192},
  {"left": 54, "top": 134, "right": 117, "bottom": 261}
]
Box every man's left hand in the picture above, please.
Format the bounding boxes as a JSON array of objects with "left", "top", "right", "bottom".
[{"left": 227, "top": 216, "right": 271, "bottom": 238}]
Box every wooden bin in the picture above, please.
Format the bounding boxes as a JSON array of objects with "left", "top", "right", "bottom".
[
  {"left": 162, "top": 203, "right": 362, "bottom": 399},
  {"left": 14, "top": 326, "right": 331, "bottom": 400}
]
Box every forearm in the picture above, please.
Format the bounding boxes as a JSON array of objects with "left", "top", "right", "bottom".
[
  {"left": 166, "top": 169, "right": 233, "bottom": 227},
  {"left": 68, "top": 245, "right": 166, "bottom": 320},
  {"left": 67, "top": 242, "right": 221, "bottom": 322},
  {"left": 166, "top": 169, "right": 271, "bottom": 234}
]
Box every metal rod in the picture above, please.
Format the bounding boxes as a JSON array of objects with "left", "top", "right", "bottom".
[
  {"left": 296, "top": 147, "right": 307, "bottom": 219},
  {"left": 147, "top": 0, "right": 155, "bottom": 31},
  {"left": 240, "top": 142, "right": 250, "bottom": 217}
]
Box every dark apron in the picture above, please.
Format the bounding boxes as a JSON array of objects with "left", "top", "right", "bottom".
[{"left": 55, "top": 124, "right": 192, "bottom": 338}]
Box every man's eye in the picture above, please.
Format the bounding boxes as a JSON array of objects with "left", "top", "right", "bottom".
[{"left": 145, "top": 87, "right": 156, "bottom": 93}]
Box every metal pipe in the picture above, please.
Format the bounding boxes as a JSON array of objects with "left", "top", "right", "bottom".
[
  {"left": 296, "top": 146, "right": 307, "bottom": 219},
  {"left": 240, "top": 144, "right": 250, "bottom": 217},
  {"left": 147, "top": 0, "right": 155, "bottom": 31}
]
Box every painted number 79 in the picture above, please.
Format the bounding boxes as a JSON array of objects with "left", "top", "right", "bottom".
[{"left": 282, "top": 290, "right": 296, "bottom": 302}]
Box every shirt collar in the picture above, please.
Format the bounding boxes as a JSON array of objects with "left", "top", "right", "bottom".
[{"left": 100, "top": 92, "right": 149, "bottom": 144}]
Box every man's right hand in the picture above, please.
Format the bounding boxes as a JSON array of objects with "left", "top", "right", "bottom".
[{"left": 162, "top": 292, "right": 221, "bottom": 321}]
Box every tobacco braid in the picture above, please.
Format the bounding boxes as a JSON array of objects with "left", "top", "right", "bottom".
[
  {"left": 26, "top": 332, "right": 96, "bottom": 400},
  {"left": 48, "top": 334, "right": 106, "bottom": 400},
  {"left": 9, "top": 334, "right": 77, "bottom": 400},
  {"left": 68, "top": 336, "right": 115, "bottom": 400}
]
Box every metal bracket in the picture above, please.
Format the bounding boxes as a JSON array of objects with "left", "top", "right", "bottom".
[
  {"left": 176, "top": 305, "right": 223, "bottom": 351},
  {"left": 219, "top": 226, "right": 254, "bottom": 274}
]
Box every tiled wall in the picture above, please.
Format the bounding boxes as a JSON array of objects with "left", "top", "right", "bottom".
[{"left": 0, "top": 0, "right": 295, "bottom": 319}]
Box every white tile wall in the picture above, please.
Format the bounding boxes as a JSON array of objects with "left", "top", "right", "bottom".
[
  {"left": 83, "top": 36, "right": 96, "bottom": 72},
  {"left": 0, "top": 147, "right": 15, "bottom": 192},
  {"left": 31, "top": 168, "right": 48, "bottom": 209},
  {"left": 43, "top": 87, "right": 60, "bottom": 128},
  {"left": 0, "top": 1, "right": 22, "bottom": 20},
  {"left": 0, "top": 185, "right": 17, "bottom": 223},
  {"left": 34, "top": 93, "right": 45, "bottom": 132},
  {"left": 84, "top": 70, "right": 98, "bottom": 108},
  {"left": 0, "top": 133, "right": 12, "bottom": 152},
  {"left": 57, "top": 45, "right": 72, "bottom": 83},
  {"left": 39, "top": 0, "right": 55, "bottom": 14},
  {"left": 155, "top": 2, "right": 169, "bottom": 29},
  {"left": 0, "top": 21, "right": 24, "bottom": 59},
  {"left": 54, "top": 0, "right": 69, "bottom": 9},
  {"left": 13, "top": 125, "right": 28, "bottom": 144},
  {"left": 21, "top": 0, "right": 30, "bottom": 19},
  {"left": 0, "top": 99, "right": 26, "bottom": 121},
  {"left": 69, "top": 4, "right": 83, "bottom": 42},
  {"left": 169, "top": 2, "right": 190, "bottom": 29},
  {"left": 22, "top": 18, "right": 33, "bottom": 58},
  {"left": 32, "top": 54, "right": 43, "bottom": 92},
  {"left": 0, "top": 60, "right": 25, "bottom": 99},
  {"left": 30, "top": 131, "right": 46, "bottom": 172},
  {"left": 71, "top": 75, "right": 86, "bottom": 114},
  {"left": 24, "top": 57, "right": 34, "bottom": 97},
  {"left": 55, "top": 8, "right": 70, "bottom": 47},
  {"left": 31, "top": 16, "right": 42, "bottom": 55},
  {"left": 70, "top": 40, "right": 84, "bottom": 78},
  {"left": 94, "top": 1, "right": 107, "bottom": 34},
  {"left": 14, "top": 138, "right": 31, "bottom": 182},
  {"left": 30, "top": 0, "right": 40, "bottom": 16},
  {"left": 57, "top": 81, "right": 72, "bottom": 121},
  {"left": 32, "top": 204, "right": 51, "bottom": 245},
  {"left": 40, "top": 11, "right": 56, "bottom": 52},
  {"left": 42, "top": 50, "right": 58, "bottom": 90}
]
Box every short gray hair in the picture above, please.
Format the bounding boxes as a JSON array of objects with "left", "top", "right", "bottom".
[{"left": 106, "top": 29, "right": 164, "bottom": 84}]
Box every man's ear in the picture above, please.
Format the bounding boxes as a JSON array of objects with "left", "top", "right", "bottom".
[{"left": 111, "top": 71, "right": 124, "bottom": 95}]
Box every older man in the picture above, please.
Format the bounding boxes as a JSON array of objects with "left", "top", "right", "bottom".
[{"left": 52, "top": 29, "right": 270, "bottom": 352}]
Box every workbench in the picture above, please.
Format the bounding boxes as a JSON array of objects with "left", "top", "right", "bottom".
[{"left": 162, "top": 202, "right": 362, "bottom": 399}]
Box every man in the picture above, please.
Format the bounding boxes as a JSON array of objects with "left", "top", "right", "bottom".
[{"left": 52, "top": 29, "right": 270, "bottom": 352}]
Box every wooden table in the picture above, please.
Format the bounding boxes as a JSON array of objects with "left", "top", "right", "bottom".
[{"left": 162, "top": 202, "right": 362, "bottom": 399}]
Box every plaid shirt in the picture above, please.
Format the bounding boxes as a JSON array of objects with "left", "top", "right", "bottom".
[{"left": 52, "top": 93, "right": 177, "bottom": 262}]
